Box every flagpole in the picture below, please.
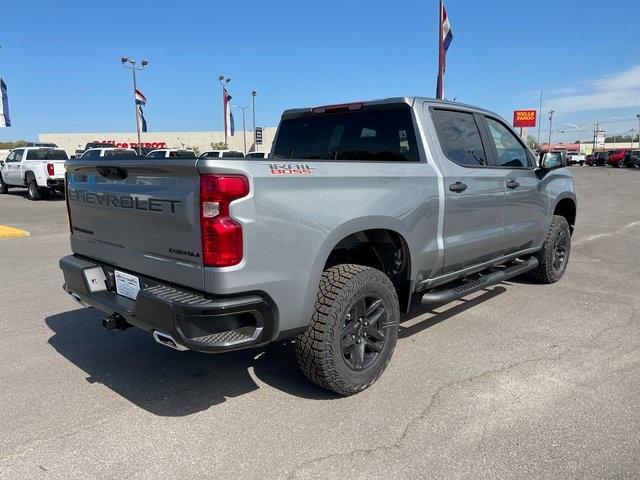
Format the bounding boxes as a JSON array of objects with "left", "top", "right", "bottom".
[
  {"left": 219, "top": 75, "right": 231, "bottom": 146},
  {"left": 436, "top": 0, "right": 444, "bottom": 100}
]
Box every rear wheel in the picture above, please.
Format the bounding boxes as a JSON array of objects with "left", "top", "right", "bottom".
[
  {"left": 529, "top": 215, "right": 571, "bottom": 284},
  {"left": 26, "top": 178, "right": 43, "bottom": 201},
  {"left": 0, "top": 174, "right": 8, "bottom": 194},
  {"left": 296, "top": 264, "right": 399, "bottom": 396}
]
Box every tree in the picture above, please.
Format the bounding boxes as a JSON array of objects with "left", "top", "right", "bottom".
[
  {"left": 210, "top": 142, "right": 228, "bottom": 150},
  {"left": 525, "top": 135, "right": 540, "bottom": 151},
  {"left": 0, "top": 140, "right": 27, "bottom": 149}
]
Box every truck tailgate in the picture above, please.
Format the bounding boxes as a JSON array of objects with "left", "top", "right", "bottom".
[{"left": 66, "top": 158, "right": 204, "bottom": 290}]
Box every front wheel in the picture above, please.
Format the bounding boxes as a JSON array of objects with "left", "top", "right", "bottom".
[
  {"left": 529, "top": 215, "right": 571, "bottom": 284},
  {"left": 0, "top": 174, "right": 8, "bottom": 194},
  {"left": 296, "top": 264, "right": 399, "bottom": 396}
]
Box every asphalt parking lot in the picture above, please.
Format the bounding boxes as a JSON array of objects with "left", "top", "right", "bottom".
[{"left": 1, "top": 167, "right": 639, "bottom": 479}]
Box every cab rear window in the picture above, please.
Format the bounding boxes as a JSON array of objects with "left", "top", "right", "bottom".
[
  {"left": 273, "top": 107, "right": 419, "bottom": 161},
  {"left": 26, "top": 149, "right": 68, "bottom": 160}
]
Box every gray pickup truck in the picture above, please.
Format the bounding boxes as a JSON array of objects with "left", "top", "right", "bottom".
[{"left": 59, "top": 97, "right": 576, "bottom": 395}]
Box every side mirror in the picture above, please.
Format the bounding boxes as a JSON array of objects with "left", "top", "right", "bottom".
[{"left": 541, "top": 153, "right": 566, "bottom": 170}]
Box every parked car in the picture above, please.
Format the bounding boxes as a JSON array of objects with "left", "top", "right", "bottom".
[
  {"left": 199, "top": 150, "right": 245, "bottom": 159},
  {"left": 620, "top": 149, "right": 639, "bottom": 168},
  {"left": 146, "top": 149, "right": 197, "bottom": 158},
  {"left": 80, "top": 147, "right": 138, "bottom": 159},
  {"left": 245, "top": 152, "right": 270, "bottom": 159},
  {"left": 566, "top": 152, "right": 585, "bottom": 166},
  {"left": 60, "top": 97, "right": 576, "bottom": 395},
  {"left": 588, "top": 151, "right": 610, "bottom": 166},
  {"left": 0, "top": 147, "right": 68, "bottom": 199},
  {"left": 606, "top": 149, "right": 627, "bottom": 168}
]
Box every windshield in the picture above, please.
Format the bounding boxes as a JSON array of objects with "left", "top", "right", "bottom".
[
  {"left": 273, "top": 107, "right": 419, "bottom": 161},
  {"left": 25, "top": 149, "right": 68, "bottom": 160}
]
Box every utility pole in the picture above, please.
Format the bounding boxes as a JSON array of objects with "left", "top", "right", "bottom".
[
  {"left": 234, "top": 105, "right": 250, "bottom": 155},
  {"left": 537, "top": 90, "right": 543, "bottom": 149},
  {"left": 548, "top": 110, "right": 554, "bottom": 153},
  {"left": 121, "top": 57, "right": 148, "bottom": 155},
  {"left": 592, "top": 122, "right": 598, "bottom": 153},
  {"left": 219, "top": 75, "right": 231, "bottom": 145},
  {"left": 637, "top": 114, "right": 640, "bottom": 150},
  {"left": 251, "top": 90, "right": 257, "bottom": 152}
]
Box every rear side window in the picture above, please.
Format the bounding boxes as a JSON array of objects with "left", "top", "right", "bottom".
[
  {"left": 273, "top": 107, "right": 419, "bottom": 161},
  {"left": 485, "top": 118, "right": 529, "bottom": 168},
  {"left": 26, "top": 149, "right": 68, "bottom": 160},
  {"left": 432, "top": 109, "right": 487, "bottom": 167}
]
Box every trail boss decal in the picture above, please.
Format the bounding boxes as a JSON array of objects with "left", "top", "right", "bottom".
[{"left": 263, "top": 163, "right": 315, "bottom": 175}]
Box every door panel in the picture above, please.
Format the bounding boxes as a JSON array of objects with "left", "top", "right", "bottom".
[
  {"left": 430, "top": 108, "right": 508, "bottom": 274},
  {"left": 482, "top": 116, "right": 548, "bottom": 252}
]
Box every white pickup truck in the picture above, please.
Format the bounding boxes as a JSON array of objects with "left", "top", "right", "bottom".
[{"left": 0, "top": 147, "right": 68, "bottom": 200}]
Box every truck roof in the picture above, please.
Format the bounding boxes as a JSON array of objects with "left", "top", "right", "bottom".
[{"left": 281, "top": 96, "right": 497, "bottom": 119}]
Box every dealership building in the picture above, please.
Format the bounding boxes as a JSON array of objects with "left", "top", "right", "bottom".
[{"left": 38, "top": 127, "right": 277, "bottom": 156}]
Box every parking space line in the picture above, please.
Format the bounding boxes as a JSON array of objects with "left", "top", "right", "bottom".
[{"left": 0, "top": 225, "right": 30, "bottom": 238}]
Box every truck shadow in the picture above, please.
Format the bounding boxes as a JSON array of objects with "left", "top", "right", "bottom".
[
  {"left": 44, "top": 286, "right": 506, "bottom": 416},
  {"left": 7, "top": 189, "right": 65, "bottom": 202}
]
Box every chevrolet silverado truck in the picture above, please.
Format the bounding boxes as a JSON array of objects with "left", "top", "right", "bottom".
[
  {"left": 0, "top": 146, "right": 68, "bottom": 199},
  {"left": 59, "top": 97, "right": 577, "bottom": 395}
]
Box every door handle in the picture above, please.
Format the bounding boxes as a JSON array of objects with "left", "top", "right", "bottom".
[
  {"left": 449, "top": 181, "right": 468, "bottom": 193},
  {"left": 506, "top": 180, "right": 520, "bottom": 189}
]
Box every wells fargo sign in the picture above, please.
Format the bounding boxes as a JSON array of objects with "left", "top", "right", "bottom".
[{"left": 513, "top": 110, "right": 537, "bottom": 128}]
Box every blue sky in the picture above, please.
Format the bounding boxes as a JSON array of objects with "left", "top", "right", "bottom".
[{"left": 1, "top": 0, "right": 639, "bottom": 143}]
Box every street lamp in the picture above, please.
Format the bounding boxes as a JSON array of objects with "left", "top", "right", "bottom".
[
  {"left": 219, "top": 75, "right": 231, "bottom": 145},
  {"left": 251, "top": 90, "right": 257, "bottom": 152},
  {"left": 234, "top": 104, "right": 250, "bottom": 155},
  {"left": 121, "top": 57, "right": 149, "bottom": 155},
  {"left": 612, "top": 116, "right": 621, "bottom": 146},
  {"left": 548, "top": 110, "right": 554, "bottom": 153}
]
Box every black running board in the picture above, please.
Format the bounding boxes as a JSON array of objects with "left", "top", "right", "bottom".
[{"left": 420, "top": 257, "right": 539, "bottom": 306}]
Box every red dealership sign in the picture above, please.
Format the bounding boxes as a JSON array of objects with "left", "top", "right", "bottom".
[
  {"left": 513, "top": 110, "right": 537, "bottom": 128},
  {"left": 99, "top": 139, "right": 167, "bottom": 149}
]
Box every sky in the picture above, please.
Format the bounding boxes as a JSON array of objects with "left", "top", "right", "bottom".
[{"left": 1, "top": 0, "right": 640, "bottom": 144}]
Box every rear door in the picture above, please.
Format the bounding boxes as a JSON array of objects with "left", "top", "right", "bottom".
[
  {"left": 66, "top": 158, "right": 204, "bottom": 290},
  {"left": 481, "top": 115, "right": 548, "bottom": 253},
  {"left": 431, "top": 108, "right": 508, "bottom": 274}
]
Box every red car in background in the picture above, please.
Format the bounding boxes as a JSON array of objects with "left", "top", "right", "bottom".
[{"left": 606, "top": 149, "right": 627, "bottom": 167}]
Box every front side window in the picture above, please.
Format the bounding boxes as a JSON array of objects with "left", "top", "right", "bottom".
[
  {"left": 486, "top": 118, "right": 529, "bottom": 168},
  {"left": 5, "top": 152, "right": 15, "bottom": 162},
  {"left": 273, "top": 107, "right": 420, "bottom": 161},
  {"left": 14, "top": 150, "right": 24, "bottom": 162},
  {"left": 432, "top": 109, "right": 487, "bottom": 167}
]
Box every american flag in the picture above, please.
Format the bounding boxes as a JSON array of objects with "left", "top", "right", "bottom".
[
  {"left": 135, "top": 88, "right": 147, "bottom": 133},
  {"left": 436, "top": 0, "right": 453, "bottom": 100},
  {"left": 224, "top": 87, "right": 235, "bottom": 137}
]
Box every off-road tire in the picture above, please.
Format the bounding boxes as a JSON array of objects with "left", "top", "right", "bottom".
[
  {"left": 0, "top": 174, "right": 8, "bottom": 194},
  {"left": 295, "top": 264, "right": 399, "bottom": 396},
  {"left": 529, "top": 215, "right": 571, "bottom": 284},
  {"left": 26, "top": 178, "right": 43, "bottom": 201}
]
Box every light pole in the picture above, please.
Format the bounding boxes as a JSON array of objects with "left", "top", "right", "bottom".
[
  {"left": 234, "top": 105, "right": 250, "bottom": 155},
  {"left": 251, "top": 90, "right": 257, "bottom": 152},
  {"left": 548, "top": 110, "right": 554, "bottom": 153},
  {"left": 612, "top": 116, "right": 620, "bottom": 146},
  {"left": 219, "top": 75, "right": 231, "bottom": 145},
  {"left": 121, "top": 57, "right": 148, "bottom": 155}
]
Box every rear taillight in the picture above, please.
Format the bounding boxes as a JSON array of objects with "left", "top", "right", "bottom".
[
  {"left": 64, "top": 172, "right": 73, "bottom": 234},
  {"left": 200, "top": 174, "right": 250, "bottom": 267},
  {"left": 47, "top": 163, "right": 55, "bottom": 176}
]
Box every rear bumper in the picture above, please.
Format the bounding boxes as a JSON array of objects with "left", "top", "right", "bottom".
[
  {"left": 47, "top": 178, "right": 64, "bottom": 187},
  {"left": 59, "top": 255, "right": 278, "bottom": 353}
]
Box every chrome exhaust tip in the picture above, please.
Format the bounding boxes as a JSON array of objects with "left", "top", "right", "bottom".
[{"left": 152, "top": 331, "right": 189, "bottom": 351}]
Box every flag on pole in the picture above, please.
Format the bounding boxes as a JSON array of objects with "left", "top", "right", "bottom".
[
  {"left": 436, "top": 0, "right": 453, "bottom": 100},
  {"left": 224, "top": 87, "right": 234, "bottom": 137},
  {"left": 0, "top": 78, "right": 11, "bottom": 127},
  {"left": 135, "top": 88, "right": 147, "bottom": 133}
]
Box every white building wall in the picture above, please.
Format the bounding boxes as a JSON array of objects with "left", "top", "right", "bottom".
[{"left": 38, "top": 128, "right": 277, "bottom": 157}]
